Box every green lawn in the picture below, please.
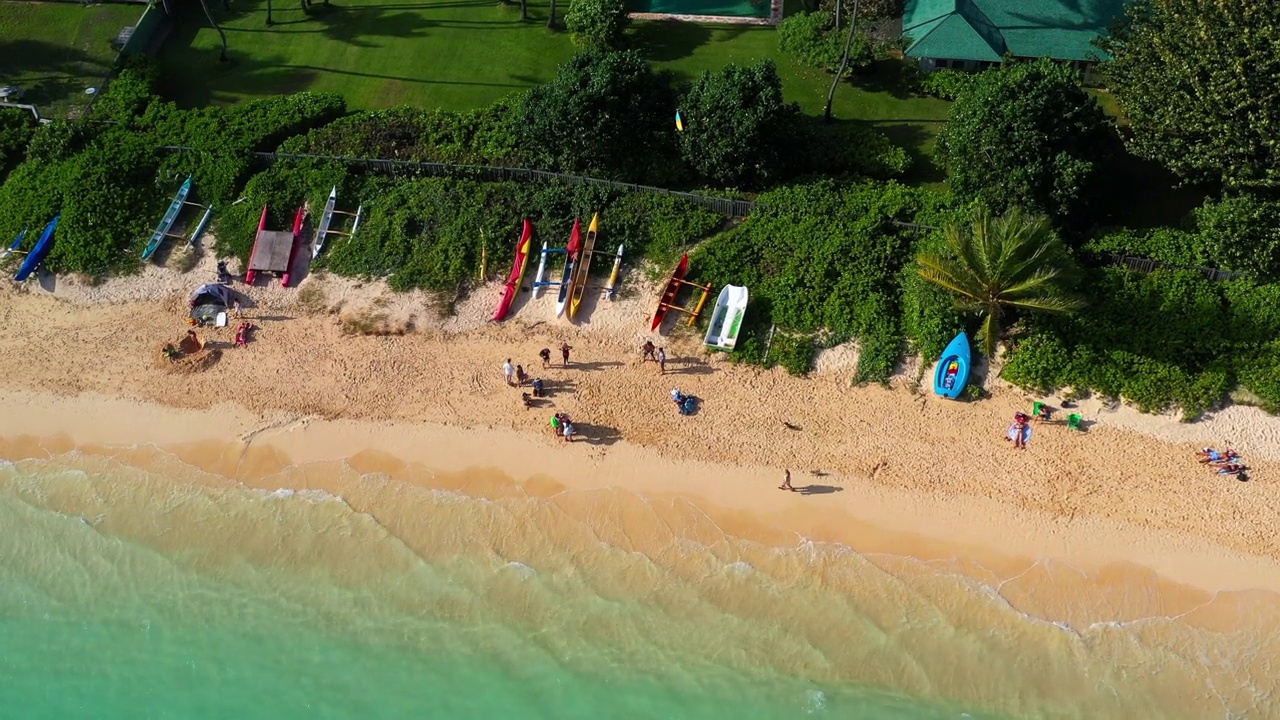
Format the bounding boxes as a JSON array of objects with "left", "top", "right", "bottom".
[
  {"left": 0, "top": 0, "right": 143, "bottom": 118},
  {"left": 158, "top": 0, "right": 575, "bottom": 110},
  {"left": 161, "top": 8, "right": 951, "bottom": 176}
]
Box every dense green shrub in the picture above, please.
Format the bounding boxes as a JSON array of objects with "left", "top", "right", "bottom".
[
  {"left": 0, "top": 108, "right": 35, "bottom": 183},
  {"left": 777, "top": 12, "right": 843, "bottom": 70},
  {"left": 919, "top": 69, "right": 974, "bottom": 100},
  {"left": 935, "top": 58, "right": 1115, "bottom": 229},
  {"left": 1000, "top": 267, "right": 1280, "bottom": 419},
  {"left": 280, "top": 99, "right": 524, "bottom": 165},
  {"left": 795, "top": 119, "right": 911, "bottom": 179},
  {"left": 518, "top": 50, "right": 679, "bottom": 184},
  {"left": 1191, "top": 195, "right": 1280, "bottom": 280},
  {"left": 564, "top": 0, "right": 629, "bottom": 49},
  {"left": 899, "top": 237, "right": 965, "bottom": 362},
  {"left": 92, "top": 60, "right": 159, "bottom": 124},
  {"left": 690, "top": 181, "right": 944, "bottom": 379},
  {"left": 676, "top": 61, "right": 799, "bottom": 188}
]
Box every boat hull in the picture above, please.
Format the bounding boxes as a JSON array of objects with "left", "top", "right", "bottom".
[
  {"left": 651, "top": 254, "right": 689, "bottom": 332},
  {"left": 142, "top": 177, "right": 192, "bottom": 260},
  {"left": 244, "top": 205, "right": 270, "bottom": 285},
  {"left": 493, "top": 219, "right": 533, "bottom": 322},
  {"left": 13, "top": 215, "right": 59, "bottom": 282},
  {"left": 312, "top": 187, "right": 338, "bottom": 259},
  {"left": 568, "top": 213, "right": 599, "bottom": 319},
  {"left": 704, "top": 285, "right": 748, "bottom": 350},
  {"left": 555, "top": 219, "right": 582, "bottom": 318},
  {"left": 933, "top": 331, "right": 971, "bottom": 399},
  {"left": 281, "top": 205, "right": 305, "bottom": 287},
  {"left": 605, "top": 244, "right": 623, "bottom": 300}
]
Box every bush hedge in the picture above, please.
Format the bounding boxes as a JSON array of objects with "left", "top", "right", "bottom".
[
  {"left": 1001, "top": 268, "right": 1280, "bottom": 418},
  {"left": 689, "top": 180, "right": 948, "bottom": 379}
]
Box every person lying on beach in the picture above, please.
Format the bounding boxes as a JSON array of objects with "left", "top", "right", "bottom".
[
  {"left": 1217, "top": 463, "right": 1246, "bottom": 476},
  {"left": 1196, "top": 448, "right": 1238, "bottom": 464}
]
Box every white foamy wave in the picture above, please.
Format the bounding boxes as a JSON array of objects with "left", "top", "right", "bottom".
[
  {"left": 723, "top": 561, "right": 754, "bottom": 576},
  {"left": 802, "top": 688, "right": 827, "bottom": 714},
  {"left": 500, "top": 561, "right": 537, "bottom": 580},
  {"left": 255, "top": 487, "right": 347, "bottom": 504}
]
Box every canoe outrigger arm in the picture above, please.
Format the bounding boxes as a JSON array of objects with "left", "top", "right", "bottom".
[{"left": 657, "top": 278, "right": 712, "bottom": 327}]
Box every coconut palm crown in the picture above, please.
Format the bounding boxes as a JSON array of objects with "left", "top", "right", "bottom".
[{"left": 917, "top": 206, "right": 1084, "bottom": 358}]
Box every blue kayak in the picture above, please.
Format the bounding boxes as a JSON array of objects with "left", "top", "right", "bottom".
[
  {"left": 13, "top": 215, "right": 59, "bottom": 282},
  {"left": 933, "top": 331, "right": 971, "bottom": 399}
]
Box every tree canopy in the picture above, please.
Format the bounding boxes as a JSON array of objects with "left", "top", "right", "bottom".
[
  {"left": 517, "top": 50, "right": 677, "bottom": 184},
  {"left": 934, "top": 59, "right": 1114, "bottom": 229},
  {"left": 676, "top": 60, "right": 799, "bottom": 188},
  {"left": 1099, "top": 0, "right": 1280, "bottom": 194}
]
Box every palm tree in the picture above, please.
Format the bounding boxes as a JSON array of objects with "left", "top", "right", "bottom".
[{"left": 917, "top": 206, "right": 1084, "bottom": 357}]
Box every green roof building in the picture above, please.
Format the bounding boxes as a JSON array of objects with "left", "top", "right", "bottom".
[{"left": 903, "top": 0, "right": 1130, "bottom": 76}]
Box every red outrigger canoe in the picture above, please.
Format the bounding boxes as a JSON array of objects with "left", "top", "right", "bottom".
[
  {"left": 492, "top": 219, "right": 534, "bottom": 322},
  {"left": 650, "top": 253, "right": 689, "bottom": 331},
  {"left": 245, "top": 205, "right": 305, "bottom": 287}
]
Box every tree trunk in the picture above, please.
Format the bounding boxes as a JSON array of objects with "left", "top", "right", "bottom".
[
  {"left": 823, "top": 0, "right": 859, "bottom": 123},
  {"left": 266, "top": 0, "right": 274, "bottom": 25},
  {"left": 198, "top": 0, "right": 229, "bottom": 62},
  {"left": 547, "top": 0, "right": 557, "bottom": 28},
  {"left": 520, "top": 0, "right": 527, "bottom": 20},
  {"left": 834, "top": 0, "right": 840, "bottom": 30}
]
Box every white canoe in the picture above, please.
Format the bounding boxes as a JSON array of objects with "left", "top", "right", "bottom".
[{"left": 703, "top": 285, "right": 748, "bottom": 350}]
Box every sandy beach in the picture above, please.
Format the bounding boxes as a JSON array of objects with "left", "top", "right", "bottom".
[
  {"left": 2, "top": 247, "right": 1278, "bottom": 594},
  {"left": 4, "top": 247, "right": 1280, "bottom": 717}
]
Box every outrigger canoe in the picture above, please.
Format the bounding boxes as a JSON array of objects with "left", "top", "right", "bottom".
[
  {"left": 13, "top": 215, "right": 59, "bottom": 282},
  {"left": 604, "top": 244, "right": 623, "bottom": 300},
  {"left": 312, "top": 186, "right": 337, "bottom": 259},
  {"left": 703, "top": 285, "right": 748, "bottom": 350},
  {"left": 651, "top": 253, "right": 689, "bottom": 332},
  {"left": 2, "top": 229, "right": 27, "bottom": 263},
  {"left": 933, "top": 331, "right": 971, "bottom": 399},
  {"left": 245, "top": 205, "right": 305, "bottom": 287},
  {"left": 567, "top": 212, "right": 599, "bottom": 319},
  {"left": 142, "top": 176, "right": 192, "bottom": 261},
  {"left": 555, "top": 219, "right": 581, "bottom": 318},
  {"left": 493, "top": 219, "right": 533, "bottom": 322}
]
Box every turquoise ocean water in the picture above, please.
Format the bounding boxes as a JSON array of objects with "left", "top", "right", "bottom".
[{"left": 1, "top": 450, "right": 1275, "bottom": 719}]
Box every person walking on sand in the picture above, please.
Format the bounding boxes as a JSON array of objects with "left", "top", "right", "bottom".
[
  {"left": 539, "top": 348, "right": 552, "bottom": 369},
  {"left": 641, "top": 340, "right": 656, "bottom": 362},
  {"left": 515, "top": 365, "right": 529, "bottom": 386},
  {"left": 504, "top": 359, "right": 515, "bottom": 386},
  {"left": 657, "top": 347, "right": 667, "bottom": 375},
  {"left": 779, "top": 469, "right": 795, "bottom": 491},
  {"left": 560, "top": 342, "right": 573, "bottom": 367}
]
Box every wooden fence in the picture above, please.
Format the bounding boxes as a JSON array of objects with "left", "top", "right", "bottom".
[{"left": 1106, "top": 254, "right": 1250, "bottom": 282}]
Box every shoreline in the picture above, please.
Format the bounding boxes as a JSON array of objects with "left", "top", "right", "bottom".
[
  {"left": 3, "top": 388, "right": 1277, "bottom": 607},
  {"left": 3, "top": 259, "right": 1280, "bottom": 618}
]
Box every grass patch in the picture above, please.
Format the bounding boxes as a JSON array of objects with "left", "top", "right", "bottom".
[
  {"left": 0, "top": 0, "right": 143, "bottom": 118},
  {"left": 157, "top": 0, "right": 575, "bottom": 111}
]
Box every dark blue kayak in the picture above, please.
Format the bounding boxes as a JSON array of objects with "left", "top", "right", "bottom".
[
  {"left": 933, "top": 331, "right": 971, "bottom": 399},
  {"left": 13, "top": 214, "right": 59, "bottom": 282}
]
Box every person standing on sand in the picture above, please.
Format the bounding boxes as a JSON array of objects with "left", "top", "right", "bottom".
[
  {"left": 641, "top": 341, "right": 656, "bottom": 362},
  {"left": 539, "top": 348, "right": 552, "bottom": 369},
  {"left": 560, "top": 342, "right": 573, "bottom": 367},
  {"left": 504, "top": 359, "right": 515, "bottom": 386},
  {"left": 657, "top": 347, "right": 666, "bottom": 375},
  {"left": 779, "top": 469, "right": 795, "bottom": 491}
]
